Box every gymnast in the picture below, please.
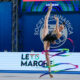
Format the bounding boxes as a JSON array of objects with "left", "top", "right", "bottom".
[{"left": 42, "top": 3, "right": 65, "bottom": 78}]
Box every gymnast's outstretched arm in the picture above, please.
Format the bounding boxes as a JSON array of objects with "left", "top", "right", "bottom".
[{"left": 54, "top": 16, "right": 59, "bottom": 33}]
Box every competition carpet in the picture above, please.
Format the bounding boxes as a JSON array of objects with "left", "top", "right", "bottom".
[{"left": 0, "top": 73, "right": 80, "bottom": 80}]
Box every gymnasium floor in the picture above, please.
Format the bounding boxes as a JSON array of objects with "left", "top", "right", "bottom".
[{"left": 0, "top": 73, "right": 80, "bottom": 80}]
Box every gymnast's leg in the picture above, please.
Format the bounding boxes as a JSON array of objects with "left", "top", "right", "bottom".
[
  {"left": 42, "top": 3, "right": 52, "bottom": 40},
  {"left": 44, "top": 41, "right": 53, "bottom": 78}
]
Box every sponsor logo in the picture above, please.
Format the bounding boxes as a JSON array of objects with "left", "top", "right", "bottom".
[{"left": 34, "top": 15, "right": 73, "bottom": 48}]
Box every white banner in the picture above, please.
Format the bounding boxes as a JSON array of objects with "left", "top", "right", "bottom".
[{"left": 0, "top": 52, "right": 80, "bottom": 71}]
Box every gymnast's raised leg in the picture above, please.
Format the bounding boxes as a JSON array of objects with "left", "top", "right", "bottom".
[{"left": 42, "top": 3, "right": 53, "bottom": 78}]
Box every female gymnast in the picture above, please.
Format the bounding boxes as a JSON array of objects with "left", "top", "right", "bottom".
[{"left": 42, "top": 3, "right": 65, "bottom": 78}]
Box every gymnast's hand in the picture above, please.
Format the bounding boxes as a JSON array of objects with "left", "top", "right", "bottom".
[
  {"left": 54, "top": 16, "right": 59, "bottom": 21},
  {"left": 52, "top": 41, "right": 56, "bottom": 44}
]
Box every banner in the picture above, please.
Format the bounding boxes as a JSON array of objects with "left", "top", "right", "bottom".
[
  {"left": 22, "top": 1, "right": 80, "bottom": 12},
  {"left": 23, "top": 0, "right": 76, "bottom": 2},
  {"left": 21, "top": 13, "right": 80, "bottom": 52},
  {"left": 0, "top": 52, "right": 80, "bottom": 71}
]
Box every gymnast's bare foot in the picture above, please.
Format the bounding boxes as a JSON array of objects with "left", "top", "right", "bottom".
[
  {"left": 49, "top": 74, "right": 53, "bottom": 78},
  {"left": 48, "top": 3, "right": 52, "bottom": 11}
]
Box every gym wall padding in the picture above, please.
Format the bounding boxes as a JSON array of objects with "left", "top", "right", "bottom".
[{"left": 0, "top": 2, "right": 12, "bottom": 51}]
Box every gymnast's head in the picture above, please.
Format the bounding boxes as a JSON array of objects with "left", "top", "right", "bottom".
[{"left": 59, "top": 22, "right": 65, "bottom": 32}]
